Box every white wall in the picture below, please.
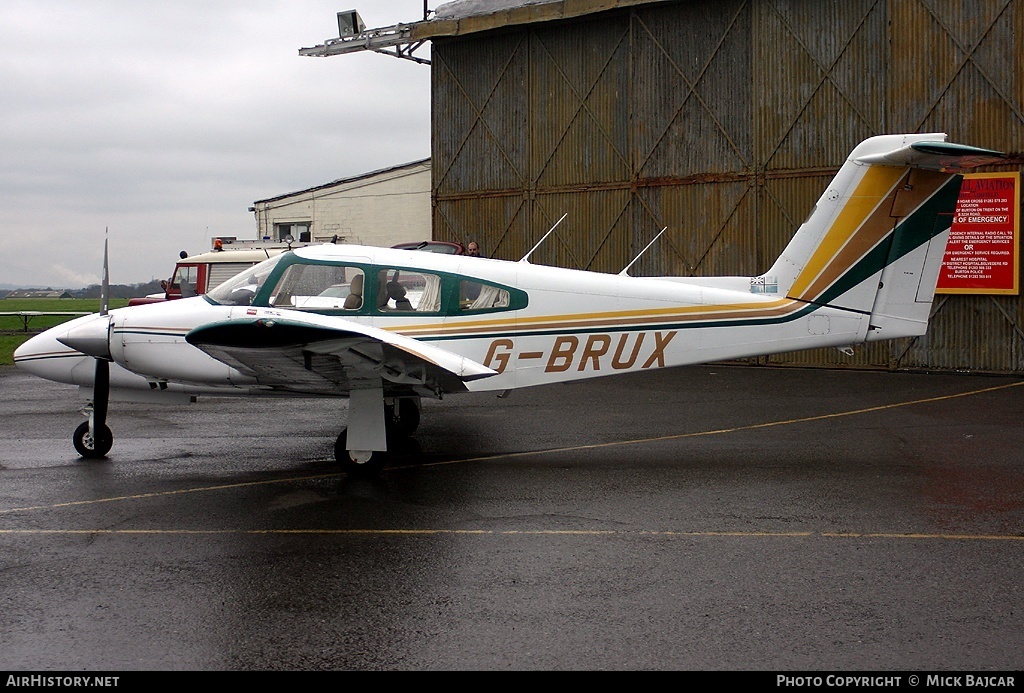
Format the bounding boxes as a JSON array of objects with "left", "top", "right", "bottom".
[{"left": 253, "top": 160, "right": 431, "bottom": 248}]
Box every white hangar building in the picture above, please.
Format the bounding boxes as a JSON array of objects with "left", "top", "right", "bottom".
[{"left": 250, "top": 158, "right": 432, "bottom": 248}]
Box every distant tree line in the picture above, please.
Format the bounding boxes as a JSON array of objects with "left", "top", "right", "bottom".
[{"left": 76, "top": 280, "right": 164, "bottom": 299}]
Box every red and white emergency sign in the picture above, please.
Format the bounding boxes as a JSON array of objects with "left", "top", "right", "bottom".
[{"left": 937, "top": 172, "right": 1021, "bottom": 295}]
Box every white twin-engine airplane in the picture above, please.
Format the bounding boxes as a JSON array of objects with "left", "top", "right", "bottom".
[{"left": 14, "top": 133, "right": 1010, "bottom": 474}]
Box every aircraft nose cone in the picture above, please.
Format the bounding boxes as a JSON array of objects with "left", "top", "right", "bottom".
[
  {"left": 56, "top": 314, "right": 112, "bottom": 359},
  {"left": 13, "top": 330, "right": 59, "bottom": 367},
  {"left": 14, "top": 325, "right": 86, "bottom": 384}
]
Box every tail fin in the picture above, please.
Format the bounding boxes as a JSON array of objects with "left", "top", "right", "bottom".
[{"left": 759, "top": 133, "right": 1009, "bottom": 340}]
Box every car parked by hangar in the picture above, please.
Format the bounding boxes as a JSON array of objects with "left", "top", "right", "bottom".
[{"left": 391, "top": 240, "right": 466, "bottom": 255}]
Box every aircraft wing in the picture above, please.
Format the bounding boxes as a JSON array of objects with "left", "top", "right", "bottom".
[{"left": 185, "top": 312, "right": 496, "bottom": 396}]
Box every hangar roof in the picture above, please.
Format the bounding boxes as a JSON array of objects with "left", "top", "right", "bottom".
[
  {"left": 299, "top": 0, "right": 675, "bottom": 59},
  {"left": 418, "top": 0, "right": 675, "bottom": 39},
  {"left": 252, "top": 158, "right": 429, "bottom": 206}
]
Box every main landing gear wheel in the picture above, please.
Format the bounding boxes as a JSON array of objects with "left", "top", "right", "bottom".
[
  {"left": 73, "top": 421, "right": 113, "bottom": 459},
  {"left": 334, "top": 429, "right": 388, "bottom": 477},
  {"left": 387, "top": 398, "right": 420, "bottom": 438}
]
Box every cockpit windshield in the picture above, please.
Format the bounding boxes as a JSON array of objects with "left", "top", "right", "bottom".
[{"left": 205, "top": 253, "right": 288, "bottom": 306}]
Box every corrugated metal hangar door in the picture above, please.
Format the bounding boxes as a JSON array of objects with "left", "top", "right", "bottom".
[{"left": 430, "top": 0, "right": 1024, "bottom": 372}]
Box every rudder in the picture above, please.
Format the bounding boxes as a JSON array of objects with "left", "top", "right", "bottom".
[{"left": 865, "top": 169, "right": 962, "bottom": 341}]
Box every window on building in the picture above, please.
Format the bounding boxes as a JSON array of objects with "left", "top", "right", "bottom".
[{"left": 274, "top": 222, "right": 311, "bottom": 242}]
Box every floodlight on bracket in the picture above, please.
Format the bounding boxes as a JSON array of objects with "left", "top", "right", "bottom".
[
  {"left": 299, "top": 8, "right": 431, "bottom": 65},
  {"left": 337, "top": 10, "right": 365, "bottom": 37}
]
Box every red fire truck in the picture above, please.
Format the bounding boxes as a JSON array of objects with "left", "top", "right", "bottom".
[{"left": 128, "top": 239, "right": 299, "bottom": 306}]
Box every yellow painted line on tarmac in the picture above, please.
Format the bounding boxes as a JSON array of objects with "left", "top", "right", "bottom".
[
  {"left": 1, "top": 379, "right": 1022, "bottom": 522},
  {"left": 0, "top": 473, "right": 343, "bottom": 515},
  {"left": 407, "top": 379, "right": 1024, "bottom": 468},
  {"left": 0, "top": 528, "right": 1021, "bottom": 541},
  {"left": 822, "top": 532, "right": 1024, "bottom": 540}
]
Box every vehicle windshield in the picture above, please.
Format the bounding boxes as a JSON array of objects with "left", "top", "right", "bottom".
[
  {"left": 205, "top": 253, "right": 288, "bottom": 306},
  {"left": 395, "top": 242, "right": 461, "bottom": 254}
]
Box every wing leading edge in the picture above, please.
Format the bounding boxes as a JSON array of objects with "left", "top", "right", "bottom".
[{"left": 185, "top": 313, "right": 496, "bottom": 397}]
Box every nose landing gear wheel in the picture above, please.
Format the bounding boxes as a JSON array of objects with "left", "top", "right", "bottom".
[
  {"left": 73, "top": 421, "right": 113, "bottom": 459},
  {"left": 334, "top": 429, "right": 388, "bottom": 476}
]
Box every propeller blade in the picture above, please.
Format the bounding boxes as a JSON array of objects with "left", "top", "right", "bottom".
[
  {"left": 100, "top": 228, "right": 109, "bottom": 316},
  {"left": 93, "top": 229, "right": 111, "bottom": 441},
  {"left": 70, "top": 229, "right": 115, "bottom": 459}
]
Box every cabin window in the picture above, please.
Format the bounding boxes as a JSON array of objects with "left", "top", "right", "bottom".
[
  {"left": 271, "top": 263, "right": 365, "bottom": 310},
  {"left": 376, "top": 269, "right": 441, "bottom": 313},
  {"left": 459, "top": 280, "right": 510, "bottom": 312}
]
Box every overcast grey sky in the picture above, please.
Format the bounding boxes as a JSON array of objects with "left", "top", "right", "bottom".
[{"left": 0, "top": 1, "right": 434, "bottom": 288}]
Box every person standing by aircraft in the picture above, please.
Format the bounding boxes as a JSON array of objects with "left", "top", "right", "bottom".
[{"left": 464, "top": 241, "right": 483, "bottom": 301}]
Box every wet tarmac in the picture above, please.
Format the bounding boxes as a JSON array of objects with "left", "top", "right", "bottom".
[{"left": 1, "top": 364, "right": 1022, "bottom": 671}]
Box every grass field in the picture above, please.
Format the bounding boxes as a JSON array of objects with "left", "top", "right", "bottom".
[{"left": 0, "top": 298, "right": 129, "bottom": 365}]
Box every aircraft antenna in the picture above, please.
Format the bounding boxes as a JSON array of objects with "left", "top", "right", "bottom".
[
  {"left": 619, "top": 227, "right": 667, "bottom": 276},
  {"left": 519, "top": 213, "right": 567, "bottom": 263}
]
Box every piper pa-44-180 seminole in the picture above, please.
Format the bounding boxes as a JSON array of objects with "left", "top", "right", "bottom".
[{"left": 14, "top": 133, "right": 1012, "bottom": 475}]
